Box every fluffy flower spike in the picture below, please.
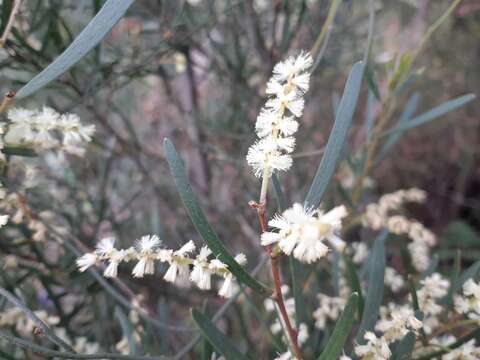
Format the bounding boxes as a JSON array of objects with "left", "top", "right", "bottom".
[{"left": 247, "top": 51, "right": 313, "bottom": 178}]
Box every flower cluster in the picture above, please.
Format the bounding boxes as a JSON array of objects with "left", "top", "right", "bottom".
[
  {"left": 261, "top": 203, "right": 347, "bottom": 263},
  {"left": 347, "top": 304, "right": 422, "bottom": 360},
  {"left": 454, "top": 279, "right": 480, "bottom": 320},
  {"left": 313, "top": 293, "right": 346, "bottom": 329},
  {"left": 362, "top": 188, "right": 435, "bottom": 272},
  {"left": 375, "top": 304, "right": 422, "bottom": 342},
  {"left": 4, "top": 107, "right": 95, "bottom": 156},
  {"left": 246, "top": 52, "right": 312, "bottom": 178},
  {"left": 76, "top": 235, "right": 246, "bottom": 298},
  {"left": 353, "top": 332, "right": 392, "bottom": 360},
  {"left": 384, "top": 267, "right": 405, "bottom": 293},
  {"left": 417, "top": 273, "right": 450, "bottom": 334}
]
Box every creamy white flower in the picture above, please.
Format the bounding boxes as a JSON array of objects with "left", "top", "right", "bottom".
[
  {"left": 0, "top": 215, "right": 8, "bottom": 228},
  {"left": 76, "top": 253, "right": 98, "bottom": 272},
  {"left": 247, "top": 51, "right": 312, "bottom": 179},
  {"left": 376, "top": 305, "right": 422, "bottom": 342},
  {"left": 442, "top": 339, "right": 480, "bottom": 360},
  {"left": 274, "top": 351, "right": 295, "bottom": 360},
  {"left": 190, "top": 246, "right": 212, "bottom": 290},
  {"left": 313, "top": 294, "right": 346, "bottom": 329},
  {"left": 351, "top": 242, "right": 369, "bottom": 264},
  {"left": 298, "top": 322, "right": 309, "bottom": 345},
  {"left": 354, "top": 331, "right": 391, "bottom": 360},
  {"left": 384, "top": 267, "right": 405, "bottom": 293},
  {"left": 95, "top": 237, "right": 116, "bottom": 256},
  {"left": 408, "top": 240, "right": 430, "bottom": 272},
  {"left": 132, "top": 235, "right": 161, "bottom": 278},
  {"left": 454, "top": 279, "right": 480, "bottom": 319},
  {"left": 218, "top": 274, "right": 235, "bottom": 298},
  {"left": 104, "top": 250, "right": 127, "bottom": 278},
  {"left": 417, "top": 273, "right": 450, "bottom": 316},
  {"left": 262, "top": 203, "right": 346, "bottom": 263},
  {"left": 246, "top": 144, "right": 293, "bottom": 177},
  {"left": 5, "top": 107, "right": 94, "bottom": 155}
]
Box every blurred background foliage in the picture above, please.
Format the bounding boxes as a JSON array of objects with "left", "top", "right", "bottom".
[{"left": 0, "top": 0, "right": 479, "bottom": 358}]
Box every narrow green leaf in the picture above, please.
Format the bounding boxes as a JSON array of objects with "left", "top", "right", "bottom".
[
  {"left": 2, "top": 146, "right": 37, "bottom": 157},
  {"left": 0, "top": 0, "right": 13, "bottom": 35},
  {"left": 416, "top": 327, "right": 480, "bottom": 360},
  {"left": 305, "top": 61, "right": 365, "bottom": 208},
  {"left": 383, "top": 94, "right": 476, "bottom": 135},
  {"left": 344, "top": 256, "right": 364, "bottom": 318},
  {"left": 449, "top": 260, "right": 480, "bottom": 297},
  {"left": 15, "top": 0, "right": 135, "bottom": 99},
  {"left": 114, "top": 307, "right": 139, "bottom": 355},
  {"left": 377, "top": 92, "right": 421, "bottom": 162},
  {"left": 191, "top": 309, "right": 248, "bottom": 360},
  {"left": 163, "top": 138, "right": 269, "bottom": 295},
  {"left": 0, "top": 329, "right": 166, "bottom": 359},
  {"left": 444, "top": 250, "right": 461, "bottom": 307},
  {"left": 317, "top": 292, "right": 359, "bottom": 360},
  {"left": 356, "top": 231, "right": 386, "bottom": 343},
  {"left": 365, "top": 67, "right": 380, "bottom": 101},
  {"left": 310, "top": 0, "right": 343, "bottom": 70},
  {"left": 271, "top": 174, "right": 287, "bottom": 211},
  {"left": 391, "top": 331, "right": 416, "bottom": 360}
]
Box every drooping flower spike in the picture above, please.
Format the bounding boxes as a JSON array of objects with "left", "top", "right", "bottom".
[{"left": 76, "top": 236, "right": 246, "bottom": 298}]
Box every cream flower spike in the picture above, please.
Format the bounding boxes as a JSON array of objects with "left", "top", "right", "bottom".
[{"left": 247, "top": 51, "right": 313, "bottom": 181}]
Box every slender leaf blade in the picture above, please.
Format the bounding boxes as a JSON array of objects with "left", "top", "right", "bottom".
[
  {"left": 344, "top": 257, "right": 364, "bottom": 318},
  {"left": 163, "top": 138, "right": 269, "bottom": 295},
  {"left": 305, "top": 61, "right": 365, "bottom": 208},
  {"left": 16, "top": 0, "right": 135, "bottom": 99},
  {"left": 356, "top": 231, "right": 386, "bottom": 343},
  {"left": 449, "top": 260, "right": 480, "bottom": 298},
  {"left": 391, "top": 331, "right": 416, "bottom": 360},
  {"left": 377, "top": 92, "right": 421, "bottom": 161},
  {"left": 384, "top": 94, "right": 476, "bottom": 135},
  {"left": 317, "top": 292, "right": 359, "bottom": 360},
  {"left": 192, "top": 309, "right": 248, "bottom": 360}
]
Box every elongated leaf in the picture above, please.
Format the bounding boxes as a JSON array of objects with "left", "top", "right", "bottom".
[
  {"left": 15, "top": 0, "right": 135, "bottom": 99},
  {"left": 0, "top": 329, "right": 166, "bottom": 359},
  {"left": 449, "top": 260, "right": 480, "bottom": 298},
  {"left": 345, "top": 257, "right": 364, "bottom": 318},
  {"left": 192, "top": 309, "right": 248, "bottom": 360},
  {"left": 114, "top": 307, "right": 139, "bottom": 355},
  {"left": 356, "top": 231, "right": 386, "bottom": 343},
  {"left": 444, "top": 250, "right": 461, "bottom": 307},
  {"left": 317, "top": 292, "right": 359, "bottom": 360},
  {"left": 391, "top": 331, "right": 416, "bottom": 360},
  {"left": 416, "top": 327, "right": 480, "bottom": 360},
  {"left": 163, "top": 138, "right": 269, "bottom": 295},
  {"left": 377, "top": 92, "right": 421, "bottom": 161},
  {"left": 305, "top": 61, "right": 365, "bottom": 208},
  {"left": 271, "top": 174, "right": 287, "bottom": 211},
  {"left": 2, "top": 146, "right": 37, "bottom": 157},
  {"left": 384, "top": 94, "right": 476, "bottom": 135}
]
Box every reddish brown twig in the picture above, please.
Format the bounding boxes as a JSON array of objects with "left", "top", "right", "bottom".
[
  {"left": 0, "top": 91, "right": 15, "bottom": 115},
  {"left": 250, "top": 200, "right": 302, "bottom": 359},
  {"left": 0, "top": 0, "right": 22, "bottom": 48}
]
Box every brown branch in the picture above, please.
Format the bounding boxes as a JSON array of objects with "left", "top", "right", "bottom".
[
  {"left": 0, "top": 0, "right": 22, "bottom": 48},
  {"left": 250, "top": 200, "right": 303, "bottom": 359},
  {"left": 0, "top": 90, "right": 16, "bottom": 115}
]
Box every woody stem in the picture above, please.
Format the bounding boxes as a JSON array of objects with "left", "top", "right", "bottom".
[{"left": 255, "top": 200, "right": 303, "bottom": 359}]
